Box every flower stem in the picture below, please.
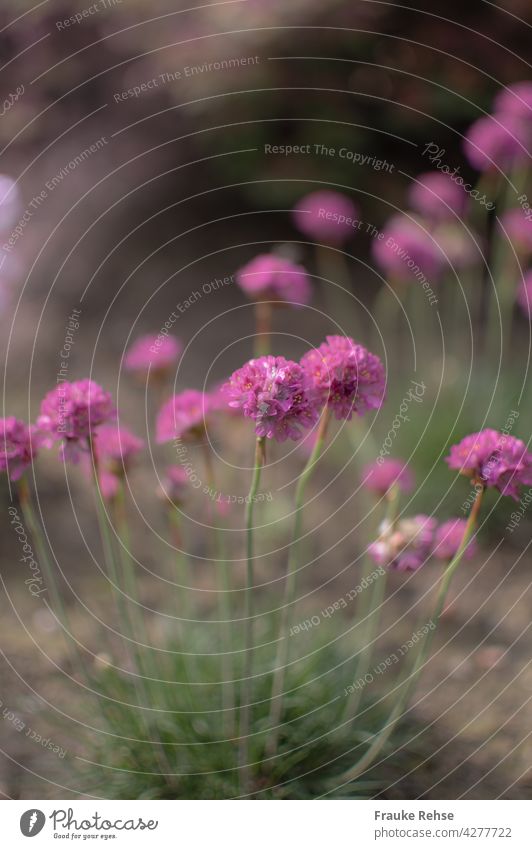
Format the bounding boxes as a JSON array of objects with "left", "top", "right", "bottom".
[
  {"left": 238, "top": 435, "right": 266, "bottom": 796},
  {"left": 337, "top": 486, "right": 484, "bottom": 786},
  {"left": 16, "top": 477, "right": 79, "bottom": 668},
  {"left": 265, "top": 408, "right": 331, "bottom": 760},
  {"left": 202, "top": 442, "right": 235, "bottom": 736},
  {"left": 254, "top": 301, "right": 272, "bottom": 356}
]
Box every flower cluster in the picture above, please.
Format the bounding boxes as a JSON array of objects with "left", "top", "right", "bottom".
[
  {"left": 37, "top": 380, "right": 115, "bottom": 461},
  {"left": 236, "top": 254, "right": 311, "bottom": 305},
  {"left": 300, "top": 335, "right": 386, "bottom": 420},
  {"left": 0, "top": 418, "right": 37, "bottom": 481},
  {"left": 156, "top": 389, "right": 210, "bottom": 443},
  {"left": 433, "top": 518, "right": 477, "bottom": 561},
  {"left": 445, "top": 429, "right": 532, "bottom": 500},
  {"left": 223, "top": 355, "right": 318, "bottom": 442}
]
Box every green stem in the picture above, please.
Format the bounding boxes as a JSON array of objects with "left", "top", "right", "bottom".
[
  {"left": 337, "top": 486, "right": 484, "bottom": 786},
  {"left": 238, "top": 436, "right": 266, "bottom": 796},
  {"left": 202, "top": 442, "right": 235, "bottom": 736},
  {"left": 16, "top": 477, "right": 80, "bottom": 668},
  {"left": 254, "top": 301, "right": 272, "bottom": 357},
  {"left": 265, "top": 409, "right": 331, "bottom": 760}
]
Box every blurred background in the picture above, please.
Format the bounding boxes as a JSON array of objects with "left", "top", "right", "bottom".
[{"left": 1, "top": 0, "right": 532, "bottom": 799}]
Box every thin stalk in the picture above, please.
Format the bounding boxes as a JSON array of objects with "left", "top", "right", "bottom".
[
  {"left": 254, "top": 301, "right": 272, "bottom": 356},
  {"left": 316, "top": 245, "right": 358, "bottom": 333},
  {"left": 16, "top": 477, "right": 79, "bottom": 668},
  {"left": 238, "top": 436, "right": 266, "bottom": 796},
  {"left": 202, "top": 442, "right": 235, "bottom": 736},
  {"left": 337, "top": 486, "right": 484, "bottom": 785},
  {"left": 342, "top": 488, "right": 400, "bottom": 724},
  {"left": 265, "top": 408, "right": 331, "bottom": 760}
]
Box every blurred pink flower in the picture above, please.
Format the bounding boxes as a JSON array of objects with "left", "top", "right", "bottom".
[
  {"left": 159, "top": 465, "right": 189, "bottom": 504},
  {"left": 369, "top": 514, "right": 437, "bottom": 572},
  {"left": 494, "top": 81, "right": 532, "bottom": 119},
  {"left": 446, "top": 429, "right": 532, "bottom": 499},
  {"left": 300, "top": 335, "right": 386, "bottom": 420},
  {"left": 0, "top": 418, "right": 37, "bottom": 481},
  {"left": 222, "top": 355, "right": 318, "bottom": 442},
  {"left": 124, "top": 334, "right": 182, "bottom": 375},
  {"left": 362, "top": 458, "right": 414, "bottom": 496},
  {"left": 408, "top": 172, "right": 466, "bottom": 221},
  {"left": 372, "top": 214, "right": 444, "bottom": 281},
  {"left": 292, "top": 190, "right": 359, "bottom": 245},
  {"left": 156, "top": 389, "right": 209, "bottom": 443},
  {"left": 463, "top": 115, "right": 530, "bottom": 171},
  {"left": 37, "top": 380, "right": 115, "bottom": 462},
  {"left": 236, "top": 254, "right": 311, "bottom": 304},
  {"left": 433, "top": 518, "right": 477, "bottom": 561}
]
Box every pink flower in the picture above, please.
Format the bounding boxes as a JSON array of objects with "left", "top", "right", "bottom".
[
  {"left": 156, "top": 389, "right": 209, "bottom": 443},
  {"left": 362, "top": 458, "right": 414, "bottom": 496},
  {"left": 292, "top": 190, "right": 359, "bottom": 245},
  {"left": 159, "top": 465, "right": 189, "bottom": 504},
  {"left": 372, "top": 214, "right": 444, "bottom": 282},
  {"left": 433, "top": 518, "right": 477, "bottom": 561},
  {"left": 300, "top": 335, "right": 386, "bottom": 420},
  {"left": 236, "top": 254, "right": 312, "bottom": 304},
  {"left": 369, "top": 514, "right": 437, "bottom": 572},
  {"left": 82, "top": 424, "right": 143, "bottom": 498},
  {"left": 517, "top": 270, "right": 532, "bottom": 318},
  {"left": 37, "top": 380, "right": 115, "bottom": 461},
  {"left": 124, "top": 334, "right": 182, "bottom": 374},
  {"left": 222, "top": 355, "right": 319, "bottom": 442},
  {"left": 493, "top": 81, "right": 532, "bottom": 119},
  {"left": 408, "top": 172, "right": 466, "bottom": 221},
  {"left": 463, "top": 115, "right": 530, "bottom": 171},
  {"left": 499, "top": 209, "right": 532, "bottom": 256},
  {"left": 446, "top": 429, "right": 532, "bottom": 499},
  {"left": 0, "top": 418, "right": 37, "bottom": 481}
]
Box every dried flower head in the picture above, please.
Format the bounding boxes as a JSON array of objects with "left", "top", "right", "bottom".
[{"left": 369, "top": 514, "right": 437, "bottom": 572}]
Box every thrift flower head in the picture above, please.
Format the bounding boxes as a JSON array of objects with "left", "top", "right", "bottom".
[
  {"left": 89, "top": 424, "right": 144, "bottom": 497},
  {"left": 292, "top": 190, "right": 359, "bottom": 245},
  {"left": 372, "top": 214, "right": 444, "bottom": 282},
  {"left": 159, "top": 465, "right": 189, "bottom": 504},
  {"left": 124, "top": 334, "right": 182, "bottom": 374},
  {"left": 463, "top": 115, "right": 530, "bottom": 171},
  {"left": 369, "top": 514, "right": 437, "bottom": 572},
  {"left": 433, "top": 518, "right": 477, "bottom": 561},
  {"left": 0, "top": 418, "right": 37, "bottom": 481},
  {"left": 156, "top": 389, "right": 209, "bottom": 443},
  {"left": 517, "top": 270, "right": 532, "bottom": 318},
  {"left": 236, "top": 254, "right": 311, "bottom": 304},
  {"left": 446, "top": 429, "right": 532, "bottom": 499},
  {"left": 362, "top": 458, "right": 414, "bottom": 496},
  {"left": 408, "top": 172, "right": 466, "bottom": 221},
  {"left": 37, "top": 380, "right": 115, "bottom": 461},
  {"left": 300, "top": 335, "right": 386, "bottom": 420},
  {"left": 222, "top": 355, "right": 318, "bottom": 441},
  {"left": 499, "top": 209, "right": 532, "bottom": 256},
  {"left": 494, "top": 81, "right": 532, "bottom": 119}
]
